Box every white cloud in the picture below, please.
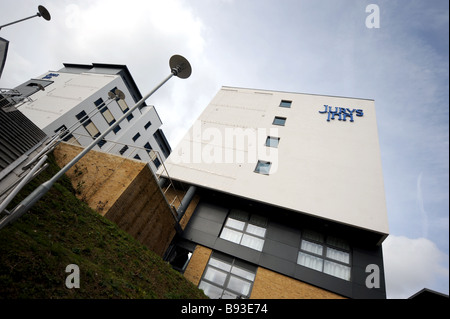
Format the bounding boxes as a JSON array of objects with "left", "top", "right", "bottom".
[{"left": 383, "top": 235, "right": 449, "bottom": 299}]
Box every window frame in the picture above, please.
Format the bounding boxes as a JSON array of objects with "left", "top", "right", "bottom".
[
  {"left": 265, "top": 136, "right": 280, "bottom": 148},
  {"left": 279, "top": 100, "right": 292, "bottom": 108},
  {"left": 94, "top": 97, "right": 116, "bottom": 126},
  {"left": 75, "top": 110, "right": 100, "bottom": 139},
  {"left": 132, "top": 132, "right": 141, "bottom": 142},
  {"left": 254, "top": 160, "right": 272, "bottom": 175},
  {"left": 219, "top": 211, "right": 267, "bottom": 252},
  {"left": 198, "top": 253, "right": 257, "bottom": 299},
  {"left": 273, "top": 116, "right": 287, "bottom": 126},
  {"left": 297, "top": 230, "right": 352, "bottom": 281}
]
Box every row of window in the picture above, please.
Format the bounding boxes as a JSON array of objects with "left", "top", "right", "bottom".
[
  {"left": 218, "top": 210, "right": 351, "bottom": 282},
  {"left": 72, "top": 94, "right": 160, "bottom": 167},
  {"left": 253, "top": 100, "right": 290, "bottom": 175}
]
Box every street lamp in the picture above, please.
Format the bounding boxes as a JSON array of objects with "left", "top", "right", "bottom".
[
  {"left": 0, "top": 55, "right": 192, "bottom": 230},
  {"left": 0, "top": 5, "right": 51, "bottom": 30}
]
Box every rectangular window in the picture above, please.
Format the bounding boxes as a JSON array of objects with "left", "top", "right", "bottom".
[
  {"left": 198, "top": 252, "right": 256, "bottom": 299},
  {"left": 273, "top": 116, "right": 286, "bottom": 126},
  {"left": 265, "top": 136, "right": 280, "bottom": 148},
  {"left": 119, "top": 145, "right": 129, "bottom": 155},
  {"left": 144, "top": 142, "right": 152, "bottom": 152},
  {"left": 76, "top": 111, "right": 100, "bottom": 138},
  {"left": 220, "top": 210, "right": 267, "bottom": 251},
  {"left": 153, "top": 157, "right": 161, "bottom": 169},
  {"left": 97, "top": 139, "right": 107, "bottom": 148},
  {"left": 95, "top": 98, "right": 115, "bottom": 125},
  {"left": 144, "top": 121, "right": 152, "bottom": 130},
  {"left": 111, "top": 87, "right": 130, "bottom": 113},
  {"left": 75, "top": 110, "right": 88, "bottom": 122},
  {"left": 132, "top": 132, "right": 141, "bottom": 142},
  {"left": 254, "top": 160, "right": 271, "bottom": 175},
  {"left": 279, "top": 100, "right": 292, "bottom": 108},
  {"left": 85, "top": 122, "right": 100, "bottom": 137},
  {"left": 117, "top": 99, "right": 129, "bottom": 113},
  {"left": 113, "top": 125, "right": 121, "bottom": 134},
  {"left": 297, "top": 230, "right": 351, "bottom": 281}
]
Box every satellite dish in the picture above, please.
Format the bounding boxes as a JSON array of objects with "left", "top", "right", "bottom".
[
  {"left": 169, "top": 55, "right": 192, "bottom": 79},
  {"left": 37, "top": 5, "right": 51, "bottom": 21}
]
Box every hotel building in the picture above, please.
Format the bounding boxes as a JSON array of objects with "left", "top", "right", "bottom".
[{"left": 162, "top": 86, "right": 389, "bottom": 299}]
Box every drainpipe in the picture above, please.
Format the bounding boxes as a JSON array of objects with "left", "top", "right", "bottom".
[{"left": 176, "top": 185, "right": 197, "bottom": 222}]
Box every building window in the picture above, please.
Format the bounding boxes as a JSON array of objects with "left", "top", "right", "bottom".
[
  {"left": 220, "top": 210, "right": 267, "bottom": 251},
  {"left": 198, "top": 252, "right": 257, "bottom": 299},
  {"left": 254, "top": 160, "right": 271, "bottom": 175},
  {"left": 297, "top": 230, "right": 351, "bottom": 281},
  {"left": 127, "top": 113, "right": 134, "bottom": 122},
  {"left": 75, "top": 111, "right": 100, "bottom": 138},
  {"left": 119, "top": 145, "right": 129, "bottom": 155},
  {"left": 84, "top": 122, "right": 100, "bottom": 138},
  {"left": 117, "top": 99, "right": 129, "bottom": 113},
  {"left": 97, "top": 138, "right": 107, "bottom": 148},
  {"left": 167, "top": 246, "right": 193, "bottom": 273},
  {"left": 75, "top": 110, "right": 88, "bottom": 122},
  {"left": 279, "top": 100, "right": 292, "bottom": 108},
  {"left": 111, "top": 87, "right": 130, "bottom": 113},
  {"left": 153, "top": 157, "right": 161, "bottom": 169},
  {"left": 144, "top": 142, "right": 152, "bottom": 152},
  {"left": 273, "top": 116, "right": 286, "bottom": 126},
  {"left": 132, "top": 132, "right": 141, "bottom": 142},
  {"left": 95, "top": 98, "right": 116, "bottom": 126},
  {"left": 133, "top": 154, "right": 141, "bottom": 160},
  {"left": 265, "top": 136, "right": 280, "bottom": 148},
  {"left": 144, "top": 121, "right": 152, "bottom": 130},
  {"left": 113, "top": 125, "right": 121, "bottom": 134}
]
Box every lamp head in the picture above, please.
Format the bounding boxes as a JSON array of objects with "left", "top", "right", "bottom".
[
  {"left": 37, "top": 5, "right": 51, "bottom": 21},
  {"left": 169, "top": 55, "right": 192, "bottom": 79}
]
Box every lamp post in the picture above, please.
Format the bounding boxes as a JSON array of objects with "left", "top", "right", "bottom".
[
  {"left": 0, "top": 55, "right": 192, "bottom": 230},
  {"left": 0, "top": 5, "right": 51, "bottom": 30}
]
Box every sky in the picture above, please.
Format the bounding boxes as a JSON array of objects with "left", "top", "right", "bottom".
[{"left": 0, "top": 0, "right": 448, "bottom": 299}]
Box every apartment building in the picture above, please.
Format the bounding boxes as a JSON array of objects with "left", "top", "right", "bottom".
[{"left": 13, "top": 63, "right": 171, "bottom": 171}]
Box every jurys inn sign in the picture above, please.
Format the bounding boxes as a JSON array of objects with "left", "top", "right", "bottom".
[{"left": 319, "top": 105, "right": 364, "bottom": 122}]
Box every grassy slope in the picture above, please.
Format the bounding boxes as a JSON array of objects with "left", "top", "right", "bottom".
[{"left": 0, "top": 154, "right": 206, "bottom": 299}]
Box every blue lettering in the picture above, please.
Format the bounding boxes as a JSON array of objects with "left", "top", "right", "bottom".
[
  {"left": 329, "top": 107, "right": 342, "bottom": 121},
  {"left": 319, "top": 105, "right": 328, "bottom": 113},
  {"left": 340, "top": 108, "right": 354, "bottom": 122},
  {"left": 319, "top": 105, "right": 363, "bottom": 122}
]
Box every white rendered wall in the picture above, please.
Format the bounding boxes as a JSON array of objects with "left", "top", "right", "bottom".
[{"left": 162, "top": 87, "right": 389, "bottom": 236}]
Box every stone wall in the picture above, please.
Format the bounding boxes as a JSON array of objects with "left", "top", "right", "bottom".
[
  {"left": 53, "top": 143, "right": 177, "bottom": 256},
  {"left": 250, "top": 267, "right": 346, "bottom": 299}
]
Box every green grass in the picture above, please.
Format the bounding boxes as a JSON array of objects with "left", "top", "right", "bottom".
[{"left": 0, "top": 154, "right": 207, "bottom": 299}]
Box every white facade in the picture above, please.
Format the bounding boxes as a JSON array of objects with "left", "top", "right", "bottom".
[
  {"left": 15, "top": 65, "right": 171, "bottom": 171},
  {"left": 162, "top": 86, "right": 389, "bottom": 238}
]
